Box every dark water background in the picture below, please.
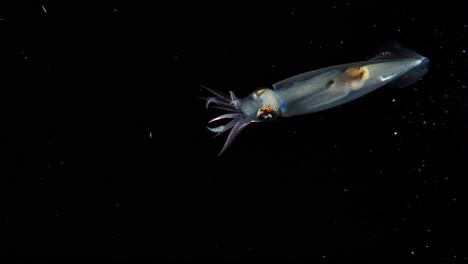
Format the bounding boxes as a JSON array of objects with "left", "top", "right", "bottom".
[{"left": 1, "top": 1, "right": 465, "bottom": 263}]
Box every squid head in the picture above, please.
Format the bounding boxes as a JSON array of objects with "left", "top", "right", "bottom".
[{"left": 203, "top": 85, "right": 283, "bottom": 155}]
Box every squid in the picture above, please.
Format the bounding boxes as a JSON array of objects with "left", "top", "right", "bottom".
[{"left": 203, "top": 44, "right": 429, "bottom": 155}]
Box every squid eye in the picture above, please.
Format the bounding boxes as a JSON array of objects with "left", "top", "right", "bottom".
[
  {"left": 258, "top": 113, "right": 276, "bottom": 121},
  {"left": 257, "top": 106, "right": 278, "bottom": 121}
]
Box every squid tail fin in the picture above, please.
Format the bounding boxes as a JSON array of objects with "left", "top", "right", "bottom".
[{"left": 372, "top": 41, "right": 430, "bottom": 89}]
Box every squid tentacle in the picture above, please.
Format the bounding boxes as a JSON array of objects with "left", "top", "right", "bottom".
[
  {"left": 208, "top": 113, "right": 244, "bottom": 123},
  {"left": 209, "top": 105, "right": 242, "bottom": 112},
  {"left": 205, "top": 97, "right": 233, "bottom": 109},
  {"left": 207, "top": 118, "right": 240, "bottom": 136},
  {"left": 217, "top": 118, "right": 252, "bottom": 156},
  {"left": 199, "top": 85, "right": 242, "bottom": 111},
  {"left": 198, "top": 84, "right": 232, "bottom": 101}
]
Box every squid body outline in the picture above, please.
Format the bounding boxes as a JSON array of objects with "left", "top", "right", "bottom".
[{"left": 203, "top": 44, "right": 429, "bottom": 155}]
